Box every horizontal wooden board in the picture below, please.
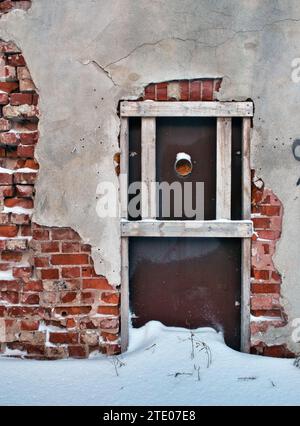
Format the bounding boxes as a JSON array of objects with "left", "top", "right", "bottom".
[
  {"left": 121, "top": 220, "right": 253, "bottom": 238},
  {"left": 120, "top": 101, "right": 253, "bottom": 118}
]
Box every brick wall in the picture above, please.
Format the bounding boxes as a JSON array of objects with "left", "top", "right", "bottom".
[
  {"left": 0, "top": 40, "right": 120, "bottom": 359},
  {"left": 250, "top": 173, "right": 293, "bottom": 357},
  {"left": 0, "top": 0, "right": 31, "bottom": 15},
  {"left": 0, "top": 55, "right": 290, "bottom": 360}
]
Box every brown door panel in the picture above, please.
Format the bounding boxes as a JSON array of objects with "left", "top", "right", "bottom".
[{"left": 129, "top": 237, "right": 241, "bottom": 350}]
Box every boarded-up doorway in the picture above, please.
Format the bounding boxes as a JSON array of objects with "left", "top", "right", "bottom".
[{"left": 120, "top": 101, "right": 253, "bottom": 353}]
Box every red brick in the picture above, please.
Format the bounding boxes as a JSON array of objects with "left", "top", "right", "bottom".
[
  {"left": 12, "top": 266, "right": 32, "bottom": 278},
  {"left": 0, "top": 41, "right": 20, "bottom": 54},
  {"left": 82, "top": 278, "right": 112, "bottom": 290},
  {"left": 23, "top": 280, "right": 43, "bottom": 292},
  {"left": 15, "top": 185, "right": 34, "bottom": 197},
  {"left": 66, "top": 318, "right": 76, "bottom": 328},
  {"left": 81, "top": 266, "right": 97, "bottom": 277},
  {"left": 40, "top": 269, "right": 59, "bottom": 280},
  {"left": 68, "top": 345, "right": 87, "bottom": 358},
  {"left": 13, "top": 172, "right": 37, "bottom": 184},
  {"left": 251, "top": 283, "right": 280, "bottom": 294},
  {"left": 202, "top": 80, "right": 214, "bottom": 101},
  {"left": 61, "top": 242, "right": 80, "bottom": 253},
  {"left": 251, "top": 295, "right": 279, "bottom": 310},
  {"left": 97, "top": 306, "right": 119, "bottom": 316},
  {"left": 0, "top": 173, "right": 13, "bottom": 185},
  {"left": 49, "top": 332, "right": 78, "bottom": 345},
  {"left": 0, "top": 1, "right": 13, "bottom": 13},
  {"left": 32, "top": 94, "right": 39, "bottom": 106},
  {"left": 259, "top": 206, "right": 281, "bottom": 216},
  {"left": 20, "top": 224, "right": 32, "bottom": 237},
  {"left": 34, "top": 256, "right": 49, "bottom": 267},
  {"left": 0, "top": 81, "right": 18, "bottom": 93},
  {"left": 256, "top": 230, "right": 281, "bottom": 241},
  {"left": 61, "top": 267, "right": 81, "bottom": 278},
  {"left": 0, "top": 93, "right": 9, "bottom": 104},
  {"left": 10, "top": 92, "right": 32, "bottom": 106},
  {"left": 0, "top": 306, "right": 6, "bottom": 317},
  {"left": 21, "top": 293, "right": 40, "bottom": 305},
  {"left": 54, "top": 306, "right": 91, "bottom": 316},
  {"left": 252, "top": 269, "right": 270, "bottom": 280},
  {"left": 0, "top": 224, "right": 18, "bottom": 237},
  {"left": 17, "top": 144, "right": 35, "bottom": 158},
  {"left": 0, "top": 291, "right": 19, "bottom": 304},
  {"left": 179, "top": 80, "right": 189, "bottom": 100},
  {"left": 263, "top": 345, "right": 294, "bottom": 358},
  {"left": 101, "top": 332, "right": 118, "bottom": 342},
  {"left": 0, "top": 117, "right": 10, "bottom": 131},
  {"left": 190, "top": 80, "right": 201, "bottom": 101},
  {"left": 4, "top": 197, "right": 33, "bottom": 209},
  {"left": 51, "top": 228, "right": 80, "bottom": 240},
  {"left": 60, "top": 292, "right": 77, "bottom": 303},
  {"left": 40, "top": 241, "right": 60, "bottom": 253},
  {"left": 32, "top": 229, "right": 49, "bottom": 240},
  {"left": 156, "top": 82, "right": 168, "bottom": 100},
  {"left": 0, "top": 132, "right": 19, "bottom": 145},
  {"left": 0, "top": 280, "right": 20, "bottom": 292},
  {"left": 1, "top": 251, "right": 22, "bottom": 262},
  {"left": 271, "top": 271, "right": 281, "bottom": 283},
  {"left": 21, "top": 320, "right": 39, "bottom": 331},
  {"left": 51, "top": 254, "right": 89, "bottom": 265},
  {"left": 144, "top": 84, "right": 156, "bottom": 100},
  {"left": 101, "top": 292, "right": 120, "bottom": 305},
  {"left": 19, "top": 132, "right": 38, "bottom": 145},
  {"left": 7, "top": 54, "right": 26, "bottom": 67},
  {"left": 0, "top": 185, "right": 14, "bottom": 196},
  {"left": 252, "top": 217, "right": 271, "bottom": 229}
]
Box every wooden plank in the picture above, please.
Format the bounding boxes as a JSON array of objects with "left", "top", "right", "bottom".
[
  {"left": 120, "top": 237, "right": 129, "bottom": 353},
  {"left": 120, "top": 101, "right": 254, "bottom": 118},
  {"left": 119, "top": 118, "right": 129, "bottom": 352},
  {"left": 141, "top": 117, "right": 156, "bottom": 219},
  {"left": 242, "top": 118, "right": 252, "bottom": 220},
  {"left": 120, "top": 118, "right": 129, "bottom": 219},
  {"left": 241, "top": 118, "right": 252, "bottom": 353},
  {"left": 216, "top": 117, "right": 232, "bottom": 219},
  {"left": 241, "top": 238, "right": 251, "bottom": 353},
  {"left": 121, "top": 220, "right": 253, "bottom": 238}
]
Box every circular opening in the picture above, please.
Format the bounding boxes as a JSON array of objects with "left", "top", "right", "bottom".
[{"left": 175, "top": 153, "right": 193, "bottom": 177}]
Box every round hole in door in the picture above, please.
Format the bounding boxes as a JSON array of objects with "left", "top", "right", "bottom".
[{"left": 175, "top": 152, "right": 193, "bottom": 177}]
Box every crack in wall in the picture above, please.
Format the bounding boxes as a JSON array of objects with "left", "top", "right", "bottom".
[{"left": 78, "top": 59, "right": 118, "bottom": 87}]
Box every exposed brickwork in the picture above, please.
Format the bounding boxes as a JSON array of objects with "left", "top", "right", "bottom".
[
  {"left": 142, "top": 78, "right": 222, "bottom": 102},
  {"left": 0, "top": 40, "right": 120, "bottom": 359},
  {"left": 0, "top": 0, "right": 31, "bottom": 16},
  {"left": 250, "top": 171, "right": 291, "bottom": 357},
  {"left": 1, "top": 59, "right": 289, "bottom": 360}
]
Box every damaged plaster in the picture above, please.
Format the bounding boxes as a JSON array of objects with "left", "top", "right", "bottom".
[{"left": 1, "top": 0, "right": 300, "bottom": 353}]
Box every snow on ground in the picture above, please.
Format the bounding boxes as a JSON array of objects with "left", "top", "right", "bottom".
[{"left": 0, "top": 321, "right": 300, "bottom": 406}]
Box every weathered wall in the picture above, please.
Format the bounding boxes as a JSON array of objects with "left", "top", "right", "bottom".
[{"left": 0, "top": 0, "right": 300, "bottom": 355}]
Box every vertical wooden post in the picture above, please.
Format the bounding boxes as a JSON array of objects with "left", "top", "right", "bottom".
[
  {"left": 141, "top": 118, "right": 156, "bottom": 219},
  {"left": 241, "top": 117, "right": 252, "bottom": 353},
  {"left": 120, "top": 117, "right": 129, "bottom": 352},
  {"left": 216, "top": 117, "right": 232, "bottom": 219}
]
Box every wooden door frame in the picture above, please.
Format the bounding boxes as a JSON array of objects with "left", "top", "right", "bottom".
[{"left": 119, "top": 101, "right": 253, "bottom": 353}]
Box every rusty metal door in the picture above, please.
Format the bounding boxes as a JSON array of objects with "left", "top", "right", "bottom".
[
  {"left": 119, "top": 101, "right": 253, "bottom": 352},
  {"left": 128, "top": 117, "right": 242, "bottom": 350}
]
